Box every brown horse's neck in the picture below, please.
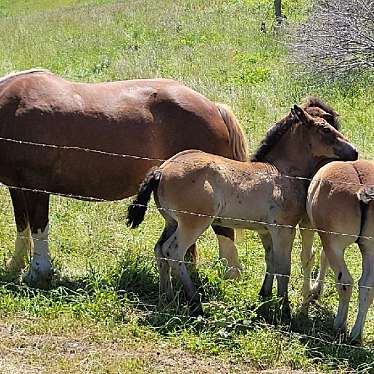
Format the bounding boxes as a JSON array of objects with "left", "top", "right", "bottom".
[{"left": 263, "top": 127, "right": 318, "bottom": 179}]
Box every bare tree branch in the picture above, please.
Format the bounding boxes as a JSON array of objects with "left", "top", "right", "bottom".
[{"left": 289, "top": 0, "right": 374, "bottom": 79}]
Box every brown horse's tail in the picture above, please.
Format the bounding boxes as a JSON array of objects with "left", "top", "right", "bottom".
[
  {"left": 216, "top": 103, "right": 249, "bottom": 162},
  {"left": 127, "top": 169, "right": 161, "bottom": 229}
]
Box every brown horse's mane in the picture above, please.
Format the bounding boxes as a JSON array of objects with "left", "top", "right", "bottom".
[
  {"left": 0, "top": 68, "right": 50, "bottom": 85},
  {"left": 251, "top": 98, "right": 339, "bottom": 162}
]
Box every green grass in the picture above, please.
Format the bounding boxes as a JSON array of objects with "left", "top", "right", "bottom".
[{"left": 0, "top": 0, "right": 373, "bottom": 372}]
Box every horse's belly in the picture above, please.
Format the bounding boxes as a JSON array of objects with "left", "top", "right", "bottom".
[{"left": 0, "top": 148, "right": 158, "bottom": 201}]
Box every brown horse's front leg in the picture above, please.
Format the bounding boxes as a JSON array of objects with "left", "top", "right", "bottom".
[
  {"left": 22, "top": 192, "right": 53, "bottom": 289},
  {"left": 7, "top": 189, "right": 31, "bottom": 276}
]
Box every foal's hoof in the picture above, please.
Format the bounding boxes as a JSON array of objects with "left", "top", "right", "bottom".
[
  {"left": 22, "top": 267, "right": 55, "bottom": 289},
  {"left": 308, "top": 284, "right": 323, "bottom": 302},
  {"left": 349, "top": 333, "right": 362, "bottom": 346},
  {"left": 224, "top": 266, "right": 242, "bottom": 280},
  {"left": 189, "top": 302, "right": 204, "bottom": 317},
  {"left": 279, "top": 300, "right": 292, "bottom": 322},
  {"left": 5, "top": 257, "right": 26, "bottom": 278}
]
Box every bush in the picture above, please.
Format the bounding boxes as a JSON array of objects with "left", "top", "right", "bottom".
[{"left": 290, "top": 0, "right": 374, "bottom": 79}]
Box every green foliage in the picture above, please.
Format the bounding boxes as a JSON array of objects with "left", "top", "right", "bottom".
[{"left": 0, "top": 0, "right": 373, "bottom": 372}]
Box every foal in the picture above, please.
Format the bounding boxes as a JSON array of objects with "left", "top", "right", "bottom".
[
  {"left": 305, "top": 160, "right": 374, "bottom": 343},
  {"left": 127, "top": 105, "right": 358, "bottom": 314}
]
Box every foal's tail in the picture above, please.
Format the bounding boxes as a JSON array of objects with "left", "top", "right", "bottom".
[
  {"left": 216, "top": 103, "right": 249, "bottom": 162},
  {"left": 127, "top": 169, "right": 161, "bottom": 229}
]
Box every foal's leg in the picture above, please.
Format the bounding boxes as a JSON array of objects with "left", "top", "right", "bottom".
[
  {"left": 23, "top": 192, "right": 53, "bottom": 289},
  {"left": 309, "top": 250, "right": 329, "bottom": 301},
  {"left": 6, "top": 189, "right": 32, "bottom": 275},
  {"left": 258, "top": 230, "right": 274, "bottom": 299},
  {"left": 299, "top": 218, "right": 315, "bottom": 303},
  {"left": 161, "top": 216, "right": 212, "bottom": 315},
  {"left": 268, "top": 226, "right": 296, "bottom": 311},
  {"left": 212, "top": 225, "right": 241, "bottom": 279},
  {"left": 350, "top": 241, "right": 374, "bottom": 344},
  {"left": 154, "top": 222, "right": 177, "bottom": 302},
  {"left": 320, "top": 234, "right": 353, "bottom": 334}
]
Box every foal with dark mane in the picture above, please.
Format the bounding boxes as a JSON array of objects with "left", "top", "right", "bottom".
[
  {"left": 128, "top": 105, "right": 358, "bottom": 315},
  {"left": 0, "top": 69, "right": 248, "bottom": 288}
]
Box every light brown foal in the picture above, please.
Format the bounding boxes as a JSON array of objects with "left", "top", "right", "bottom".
[
  {"left": 128, "top": 105, "right": 358, "bottom": 315},
  {"left": 304, "top": 160, "right": 374, "bottom": 344}
]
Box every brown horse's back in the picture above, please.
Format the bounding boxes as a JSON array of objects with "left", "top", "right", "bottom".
[
  {"left": 0, "top": 70, "right": 245, "bottom": 200},
  {"left": 307, "top": 160, "right": 374, "bottom": 238}
]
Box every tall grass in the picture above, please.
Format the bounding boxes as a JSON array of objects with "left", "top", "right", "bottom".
[{"left": 0, "top": 1, "right": 373, "bottom": 372}]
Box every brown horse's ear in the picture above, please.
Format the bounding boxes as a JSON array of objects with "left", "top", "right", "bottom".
[{"left": 292, "top": 105, "right": 314, "bottom": 125}]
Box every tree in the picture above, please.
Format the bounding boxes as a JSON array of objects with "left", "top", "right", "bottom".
[{"left": 290, "top": 0, "right": 374, "bottom": 79}]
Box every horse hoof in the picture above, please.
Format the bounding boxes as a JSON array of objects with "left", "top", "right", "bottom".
[
  {"left": 349, "top": 334, "right": 362, "bottom": 346},
  {"left": 5, "top": 257, "right": 26, "bottom": 277},
  {"left": 280, "top": 300, "right": 292, "bottom": 322},
  {"left": 189, "top": 303, "right": 204, "bottom": 317},
  {"left": 22, "top": 267, "right": 54, "bottom": 289},
  {"left": 224, "top": 267, "right": 242, "bottom": 280}
]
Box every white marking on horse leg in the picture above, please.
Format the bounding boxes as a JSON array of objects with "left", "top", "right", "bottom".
[
  {"left": 217, "top": 235, "right": 242, "bottom": 279},
  {"left": 24, "top": 224, "right": 52, "bottom": 287},
  {"left": 6, "top": 225, "right": 32, "bottom": 274}
]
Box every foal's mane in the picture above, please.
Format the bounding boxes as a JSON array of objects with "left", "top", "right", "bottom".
[
  {"left": 250, "top": 113, "right": 295, "bottom": 162},
  {"left": 302, "top": 96, "right": 340, "bottom": 130},
  {"left": 0, "top": 68, "right": 50, "bottom": 85},
  {"left": 251, "top": 97, "right": 339, "bottom": 162}
]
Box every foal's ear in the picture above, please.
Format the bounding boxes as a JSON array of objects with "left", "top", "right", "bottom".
[{"left": 292, "top": 105, "right": 313, "bottom": 125}]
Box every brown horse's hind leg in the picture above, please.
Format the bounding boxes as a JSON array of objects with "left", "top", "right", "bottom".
[
  {"left": 212, "top": 225, "right": 241, "bottom": 279},
  {"left": 350, "top": 241, "right": 374, "bottom": 344},
  {"left": 22, "top": 192, "right": 52, "bottom": 289},
  {"left": 6, "top": 189, "right": 32, "bottom": 276},
  {"left": 161, "top": 216, "right": 213, "bottom": 316}
]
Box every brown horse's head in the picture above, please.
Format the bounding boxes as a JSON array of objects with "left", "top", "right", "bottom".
[{"left": 292, "top": 105, "right": 358, "bottom": 162}]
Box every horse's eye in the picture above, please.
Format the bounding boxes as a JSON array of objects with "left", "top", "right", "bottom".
[{"left": 322, "top": 127, "right": 331, "bottom": 134}]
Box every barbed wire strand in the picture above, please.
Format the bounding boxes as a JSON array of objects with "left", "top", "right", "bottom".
[
  {"left": 0, "top": 135, "right": 373, "bottom": 189},
  {"left": 1, "top": 137, "right": 374, "bottom": 352}
]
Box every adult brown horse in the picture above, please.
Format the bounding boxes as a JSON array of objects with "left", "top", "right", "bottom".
[
  {"left": 0, "top": 69, "right": 248, "bottom": 288},
  {"left": 127, "top": 105, "right": 358, "bottom": 316},
  {"left": 304, "top": 160, "right": 374, "bottom": 344}
]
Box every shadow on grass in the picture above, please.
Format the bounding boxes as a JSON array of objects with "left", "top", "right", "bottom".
[
  {"left": 0, "top": 262, "right": 373, "bottom": 372},
  {"left": 291, "top": 304, "right": 374, "bottom": 372}
]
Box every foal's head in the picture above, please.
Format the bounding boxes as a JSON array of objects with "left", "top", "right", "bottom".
[{"left": 292, "top": 105, "right": 358, "bottom": 162}]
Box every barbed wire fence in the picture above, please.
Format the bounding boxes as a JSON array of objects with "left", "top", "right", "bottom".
[{"left": 0, "top": 136, "right": 373, "bottom": 354}]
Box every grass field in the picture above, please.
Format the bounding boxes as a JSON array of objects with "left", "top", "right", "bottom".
[{"left": 0, "top": 0, "right": 374, "bottom": 372}]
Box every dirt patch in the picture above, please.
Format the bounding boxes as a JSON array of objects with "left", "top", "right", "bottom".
[{"left": 0, "top": 321, "right": 318, "bottom": 374}]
